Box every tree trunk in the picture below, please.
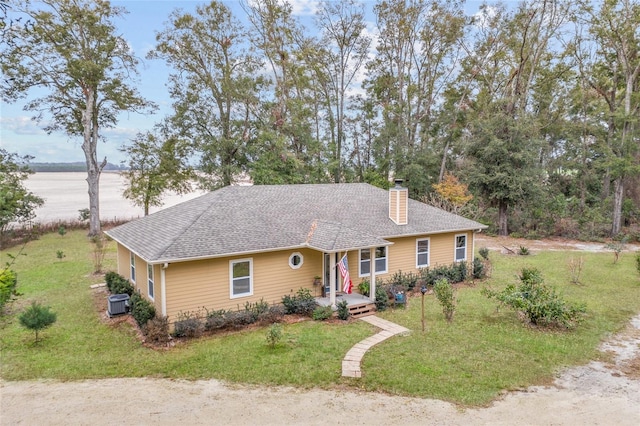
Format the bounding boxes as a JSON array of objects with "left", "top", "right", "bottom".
[
  {"left": 498, "top": 200, "right": 509, "bottom": 236},
  {"left": 611, "top": 177, "right": 624, "bottom": 236},
  {"left": 81, "top": 88, "right": 104, "bottom": 237}
]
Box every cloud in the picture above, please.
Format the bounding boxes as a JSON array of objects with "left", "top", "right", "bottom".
[
  {"left": 0, "top": 116, "right": 45, "bottom": 135},
  {"left": 289, "top": 0, "right": 319, "bottom": 16}
]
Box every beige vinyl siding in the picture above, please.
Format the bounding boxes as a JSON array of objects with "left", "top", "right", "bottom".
[
  {"left": 389, "top": 190, "right": 398, "bottom": 223},
  {"left": 351, "top": 231, "right": 474, "bottom": 288},
  {"left": 163, "top": 248, "right": 322, "bottom": 322},
  {"left": 114, "top": 244, "right": 162, "bottom": 313},
  {"left": 116, "top": 243, "right": 130, "bottom": 279},
  {"left": 388, "top": 188, "right": 408, "bottom": 225}
]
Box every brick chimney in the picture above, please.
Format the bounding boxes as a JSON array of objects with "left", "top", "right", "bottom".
[{"left": 389, "top": 179, "right": 408, "bottom": 225}]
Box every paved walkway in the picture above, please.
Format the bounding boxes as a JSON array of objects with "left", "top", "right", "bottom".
[{"left": 342, "top": 315, "right": 411, "bottom": 378}]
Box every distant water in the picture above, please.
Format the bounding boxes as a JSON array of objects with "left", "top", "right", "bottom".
[{"left": 24, "top": 172, "right": 206, "bottom": 223}]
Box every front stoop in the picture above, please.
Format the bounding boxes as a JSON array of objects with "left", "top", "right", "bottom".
[{"left": 348, "top": 302, "right": 376, "bottom": 318}]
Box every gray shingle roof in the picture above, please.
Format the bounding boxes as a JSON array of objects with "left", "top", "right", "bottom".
[{"left": 105, "top": 183, "right": 486, "bottom": 263}]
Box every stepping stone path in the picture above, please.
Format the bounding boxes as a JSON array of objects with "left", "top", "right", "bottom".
[{"left": 342, "top": 316, "right": 410, "bottom": 378}]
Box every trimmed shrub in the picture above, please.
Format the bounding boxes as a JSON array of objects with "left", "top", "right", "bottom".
[
  {"left": 336, "top": 299, "right": 349, "bottom": 320},
  {"left": 143, "top": 315, "right": 170, "bottom": 344},
  {"left": 472, "top": 257, "right": 486, "bottom": 280},
  {"left": 420, "top": 261, "right": 468, "bottom": 286},
  {"left": 312, "top": 306, "right": 333, "bottom": 321},
  {"left": 433, "top": 278, "right": 456, "bottom": 322},
  {"left": 244, "top": 299, "right": 269, "bottom": 323},
  {"left": 385, "top": 270, "right": 420, "bottom": 292},
  {"left": 173, "top": 310, "right": 203, "bottom": 338},
  {"left": 129, "top": 292, "right": 156, "bottom": 327},
  {"left": 281, "top": 288, "right": 317, "bottom": 316},
  {"left": 0, "top": 269, "right": 18, "bottom": 311},
  {"left": 205, "top": 308, "right": 228, "bottom": 331},
  {"left": 224, "top": 310, "right": 256, "bottom": 327},
  {"left": 375, "top": 285, "right": 389, "bottom": 311},
  {"left": 258, "top": 305, "right": 285, "bottom": 324},
  {"left": 478, "top": 247, "right": 490, "bottom": 260},
  {"left": 482, "top": 268, "right": 586, "bottom": 329},
  {"left": 104, "top": 271, "right": 134, "bottom": 296}
]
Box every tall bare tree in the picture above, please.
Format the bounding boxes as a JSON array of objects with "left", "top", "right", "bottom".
[{"left": 0, "top": 0, "right": 152, "bottom": 235}]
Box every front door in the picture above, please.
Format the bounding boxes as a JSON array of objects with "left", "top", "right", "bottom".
[{"left": 323, "top": 253, "right": 340, "bottom": 295}]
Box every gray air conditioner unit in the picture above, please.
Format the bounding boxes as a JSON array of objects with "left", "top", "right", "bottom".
[{"left": 108, "top": 294, "right": 130, "bottom": 317}]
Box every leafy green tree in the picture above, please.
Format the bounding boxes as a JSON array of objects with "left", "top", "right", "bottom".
[
  {"left": 460, "top": 1, "right": 568, "bottom": 235},
  {"left": 121, "top": 123, "right": 195, "bottom": 216},
  {"left": 0, "top": 0, "right": 153, "bottom": 236},
  {"left": 0, "top": 150, "right": 44, "bottom": 244},
  {"left": 244, "top": 0, "right": 326, "bottom": 183},
  {"left": 149, "top": 1, "right": 264, "bottom": 189},
  {"left": 571, "top": 0, "right": 640, "bottom": 236},
  {"left": 19, "top": 301, "right": 57, "bottom": 343},
  {"left": 365, "top": 0, "right": 466, "bottom": 190}
]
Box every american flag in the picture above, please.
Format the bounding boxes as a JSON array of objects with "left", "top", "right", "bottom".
[{"left": 338, "top": 254, "right": 353, "bottom": 294}]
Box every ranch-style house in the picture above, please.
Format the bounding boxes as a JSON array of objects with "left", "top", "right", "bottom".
[{"left": 105, "top": 181, "right": 487, "bottom": 322}]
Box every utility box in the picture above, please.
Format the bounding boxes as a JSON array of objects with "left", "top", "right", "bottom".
[{"left": 108, "top": 294, "right": 130, "bottom": 317}]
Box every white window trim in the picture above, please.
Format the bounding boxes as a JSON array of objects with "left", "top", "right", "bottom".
[
  {"left": 289, "top": 252, "right": 304, "bottom": 270},
  {"left": 359, "top": 247, "right": 388, "bottom": 277},
  {"left": 147, "top": 263, "right": 154, "bottom": 300},
  {"left": 229, "top": 258, "right": 253, "bottom": 299},
  {"left": 130, "top": 252, "right": 136, "bottom": 283},
  {"left": 416, "top": 238, "right": 430, "bottom": 268},
  {"left": 455, "top": 234, "right": 467, "bottom": 262}
]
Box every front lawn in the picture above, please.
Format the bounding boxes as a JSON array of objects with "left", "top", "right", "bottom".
[{"left": 1, "top": 230, "right": 639, "bottom": 406}]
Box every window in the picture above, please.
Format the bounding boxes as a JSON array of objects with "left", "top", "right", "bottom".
[
  {"left": 359, "top": 246, "right": 388, "bottom": 276},
  {"left": 416, "top": 238, "right": 430, "bottom": 267},
  {"left": 455, "top": 234, "right": 467, "bottom": 262},
  {"left": 147, "top": 264, "right": 154, "bottom": 300},
  {"left": 130, "top": 252, "right": 136, "bottom": 283},
  {"left": 230, "top": 259, "right": 253, "bottom": 298},
  {"left": 289, "top": 252, "right": 304, "bottom": 269}
]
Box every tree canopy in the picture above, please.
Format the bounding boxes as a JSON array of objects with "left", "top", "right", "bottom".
[{"left": 5, "top": 0, "right": 640, "bottom": 239}]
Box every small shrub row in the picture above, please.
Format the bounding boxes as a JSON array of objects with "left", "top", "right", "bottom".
[
  {"left": 104, "top": 271, "right": 134, "bottom": 296},
  {"left": 172, "top": 300, "right": 285, "bottom": 338},
  {"left": 420, "top": 262, "right": 468, "bottom": 286},
  {"left": 281, "top": 288, "right": 317, "bottom": 316}
]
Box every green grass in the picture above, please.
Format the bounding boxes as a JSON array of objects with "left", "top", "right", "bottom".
[{"left": 1, "top": 231, "right": 639, "bottom": 406}]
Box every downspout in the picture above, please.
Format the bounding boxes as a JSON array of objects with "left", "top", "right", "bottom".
[
  {"left": 369, "top": 247, "right": 376, "bottom": 303},
  {"left": 329, "top": 254, "right": 336, "bottom": 308},
  {"left": 161, "top": 263, "right": 168, "bottom": 317}
]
